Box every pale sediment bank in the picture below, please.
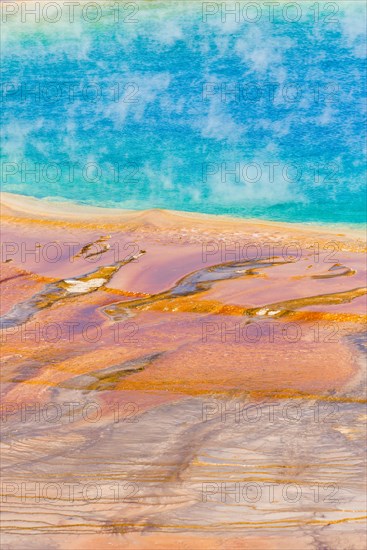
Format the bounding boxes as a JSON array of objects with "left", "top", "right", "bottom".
[{"left": 1, "top": 192, "right": 365, "bottom": 242}]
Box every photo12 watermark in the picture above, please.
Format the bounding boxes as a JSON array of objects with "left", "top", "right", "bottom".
[
  {"left": 201, "top": 399, "right": 340, "bottom": 424},
  {"left": 1, "top": 81, "right": 140, "bottom": 104},
  {"left": 1, "top": 2, "right": 140, "bottom": 24},
  {"left": 201, "top": 239, "right": 341, "bottom": 263},
  {"left": 1, "top": 239, "right": 141, "bottom": 264},
  {"left": 201, "top": 320, "right": 340, "bottom": 344},
  {"left": 1, "top": 400, "right": 140, "bottom": 424},
  {"left": 1, "top": 480, "right": 141, "bottom": 504},
  {"left": 200, "top": 481, "right": 340, "bottom": 504},
  {"left": 1, "top": 161, "right": 142, "bottom": 186},
  {"left": 201, "top": 161, "right": 340, "bottom": 187},
  {"left": 201, "top": 2, "right": 340, "bottom": 24},
  {"left": 201, "top": 81, "right": 340, "bottom": 104},
  {"left": 0, "top": 320, "right": 140, "bottom": 345}
]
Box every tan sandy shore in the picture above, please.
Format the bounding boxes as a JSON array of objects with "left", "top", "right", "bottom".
[{"left": 1, "top": 191, "right": 366, "bottom": 240}]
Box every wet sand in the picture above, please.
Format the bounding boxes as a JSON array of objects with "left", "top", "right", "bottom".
[{"left": 1, "top": 193, "right": 366, "bottom": 549}]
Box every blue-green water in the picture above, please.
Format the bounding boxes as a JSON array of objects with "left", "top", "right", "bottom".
[{"left": 1, "top": 1, "right": 366, "bottom": 223}]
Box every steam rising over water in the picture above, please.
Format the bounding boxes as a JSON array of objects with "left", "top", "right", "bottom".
[{"left": 1, "top": 1, "right": 366, "bottom": 223}]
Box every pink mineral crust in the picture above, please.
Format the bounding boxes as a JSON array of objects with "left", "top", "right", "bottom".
[{"left": 1, "top": 194, "right": 366, "bottom": 549}]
